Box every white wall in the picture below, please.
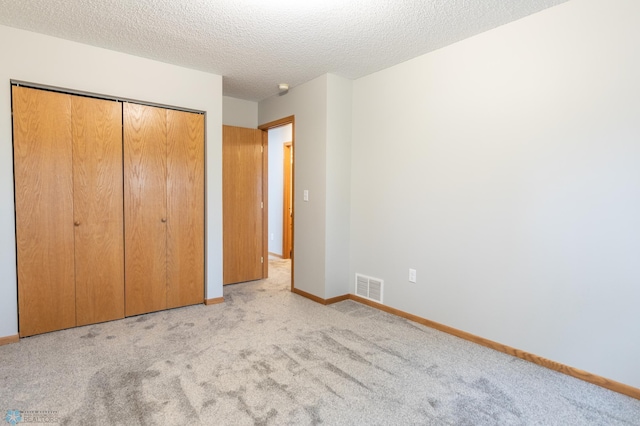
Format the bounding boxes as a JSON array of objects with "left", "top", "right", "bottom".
[
  {"left": 0, "top": 25, "right": 224, "bottom": 339},
  {"left": 259, "top": 76, "right": 328, "bottom": 297},
  {"left": 222, "top": 96, "right": 258, "bottom": 128},
  {"left": 325, "top": 75, "right": 353, "bottom": 298},
  {"left": 267, "top": 125, "right": 293, "bottom": 256},
  {"left": 350, "top": 0, "right": 640, "bottom": 388},
  {"left": 259, "top": 74, "right": 353, "bottom": 299}
]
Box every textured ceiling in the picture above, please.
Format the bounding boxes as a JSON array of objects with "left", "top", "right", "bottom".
[{"left": 0, "top": 0, "right": 568, "bottom": 101}]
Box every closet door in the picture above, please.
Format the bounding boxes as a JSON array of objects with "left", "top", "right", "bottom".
[
  {"left": 13, "top": 87, "right": 75, "bottom": 337},
  {"left": 124, "top": 103, "right": 168, "bottom": 316},
  {"left": 166, "top": 110, "right": 205, "bottom": 308},
  {"left": 72, "top": 96, "right": 124, "bottom": 326}
]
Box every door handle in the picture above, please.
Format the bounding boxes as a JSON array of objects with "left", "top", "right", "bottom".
[
  {"left": 161, "top": 218, "right": 167, "bottom": 223},
  {"left": 74, "top": 221, "right": 81, "bottom": 227}
]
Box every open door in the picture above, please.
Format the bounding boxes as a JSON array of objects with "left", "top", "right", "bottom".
[
  {"left": 282, "top": 142, "right": 293, "bottom": 259},
  {"left": 222, "top": 125, "right": 267, "bottom": 285}
]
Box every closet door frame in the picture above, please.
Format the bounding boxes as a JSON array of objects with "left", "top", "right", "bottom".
[{"left": 11, "top": 82, "right": 206, "bottom": 335}]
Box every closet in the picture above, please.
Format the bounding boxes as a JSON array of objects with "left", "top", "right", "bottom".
[{"left": 12, "top": 86, "right": 204, "bottom": 337}]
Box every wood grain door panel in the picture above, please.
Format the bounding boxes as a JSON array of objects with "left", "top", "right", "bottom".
[
  {"left": 223, "top": 125, "right": 264, "bottom": 285},
  {"left": 166, "top": 110, "right": 205, "bottom": 308},
  {"left": 72, "top": 96, "right": 125, "bottom": 326},
  {"left": 14, "top": 88, "right": 204, "bottom": 332},
  {"left": 124, "top": 103, "right": 167, "bottom": 316},
  {"left": 13, "top": 86, "right": 76, "bottom": 337}
]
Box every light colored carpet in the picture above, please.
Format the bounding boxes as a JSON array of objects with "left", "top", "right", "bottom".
[{"left": 1, "top": 259, "right": 638, "bottom": 425}]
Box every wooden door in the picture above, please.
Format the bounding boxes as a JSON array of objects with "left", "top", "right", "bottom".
[
  {"left": 166, "top": 110, "right": 205, "bottom": 308},
  {"left": 13, "top": 86, "right": 76, "bottom": 337},
  {"left": 72, "top": 96, "right": 124, "bottom": 326},
  {"left": 124, "top": 103, "right": 168, "bottom": 316},
  {"left": 223, "top": 125, "right": 266, "bottom": 284},
  {"left": 282, "top": 142, "right": 293, "bottom": 259}
]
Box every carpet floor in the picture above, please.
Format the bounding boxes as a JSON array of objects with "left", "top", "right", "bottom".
[{"left": 1, "top": 259, "right": 639, "bottom": 425}]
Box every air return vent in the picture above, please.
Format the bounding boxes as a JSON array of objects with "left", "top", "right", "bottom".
[{"left": 355, "top": 274, "right": 384, "bottom": 303}]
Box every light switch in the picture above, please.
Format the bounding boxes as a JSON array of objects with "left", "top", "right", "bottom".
[{"left": 303, "top": 190, "right": 309, "bottom": 202}]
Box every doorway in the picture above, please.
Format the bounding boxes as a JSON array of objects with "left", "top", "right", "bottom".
[
  {"left": 266, "top": 125, "right": 292, "bottom": 259},
  {"left": 260, "top": 116, "right": 295, "bottom": 290}
]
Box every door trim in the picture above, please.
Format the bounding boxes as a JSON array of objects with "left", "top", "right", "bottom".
[
  {"left": 258, "top": 116, "right": 295, "bottom": 291},
  {"left": 11, "top": 80, "right": 205, "bottom": 114},
  {"left": 261, "top": 131, "right": 269, "bottom": 278}
]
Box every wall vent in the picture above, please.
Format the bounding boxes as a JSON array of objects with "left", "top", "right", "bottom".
[{"left": 355, "top": 273, "right": 384, "bottom": 303}]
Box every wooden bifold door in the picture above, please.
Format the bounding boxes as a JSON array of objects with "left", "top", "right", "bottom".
[
  {"left": 124, "top": 103, "right": 205, "bottom": 316},
  {"left": 12, "top": 86, "right": 204, "bottom": 337}
]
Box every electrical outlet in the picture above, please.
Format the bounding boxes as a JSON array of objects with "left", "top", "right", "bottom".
[
  {"left": 270, "top": 233, "right": 274, "bottom": 241},
  {"left": 303, "top": 190, "right": 309, "bottom": 201},
  {"left": 409, "top": 268, "right": 417, "bottom": 283}
]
